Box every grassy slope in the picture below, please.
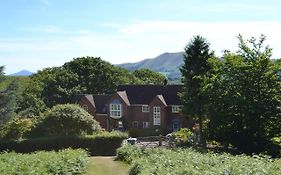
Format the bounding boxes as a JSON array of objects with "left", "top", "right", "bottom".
[{"left": 86, "top": 156, "right": 129, "bottom": 175}]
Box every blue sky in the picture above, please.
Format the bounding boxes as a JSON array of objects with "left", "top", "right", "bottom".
[{"left": 1, "top": 0, "right": 281, "bottom": 74}]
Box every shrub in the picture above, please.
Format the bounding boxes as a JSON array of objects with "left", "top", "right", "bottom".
[
  {"left": 129, "top": 127, "right": 169, "bottom": 137},
  {"left": 117, "top": 145, "right": 281, "bottom": 175},
  {"left": 30, "top": 104, "right": 101, "bottom": 137},
  {"left": 0, "top": 117, "right": 34, "bottom": 140},
  {"left": 0, "top": 149, "right": 89, "bottom": 175},
  {"left": 171, "top": 128, "right": 195, "bottom": 147},
  {"left": 0, "top": 131, "right": 128, "bottom": 156}
]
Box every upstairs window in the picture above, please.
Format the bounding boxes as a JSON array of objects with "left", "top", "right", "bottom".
[
  {"left": 172, "top": 105, "right": 181, "bottom": 113},
  {"left": 110, "top": 104, "right": 122, "bottom": 118},
  {"left": 142, "top": 105, "right": 149, "bottom": 112},
  {"left": 153, "top": 106, "right": 161, "bottom": 125}
]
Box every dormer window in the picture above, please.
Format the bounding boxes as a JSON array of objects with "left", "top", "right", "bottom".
[
  {"left": 142, "top": 105, "right": 149, "bottom": 112},
  {"left": 110, "top": 103, "right": 122, "bottom": 119},
  {"left": 172, "top": 105, "right": 181, "bottom": 113}
]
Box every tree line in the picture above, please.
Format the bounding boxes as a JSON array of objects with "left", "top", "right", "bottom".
[
  {"left": 0, "top": 58, "right": 166, "bottom": 123},
  {"left": 1, "top": 34, "right": 280, "bottom": 156},
  {"left": 181, "top": 35, "right": 281, "bottom": 155}
]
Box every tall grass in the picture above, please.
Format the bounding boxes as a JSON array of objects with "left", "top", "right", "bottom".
[
  {"left": 117, "top": 145, "right": 281, "bottom": 175},
  {"left": 0, "top": 149, "right": 89, "bottom": 175}
]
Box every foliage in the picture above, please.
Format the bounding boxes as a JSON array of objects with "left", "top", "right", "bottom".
[
  {"left": 0, "top": 149, "right": 89, "bottom": 175},
  {"left": 132, "top": 69, "right": 166, "bottom": 85},
  {"left": 0, "top": 131, "right": 128, "bottom": 156},
  {"left": 0, "top": 117, "right": 34, "bottom": 140},
  {"left": 0, "top": 66, "right": 21, "bottom": 126},
  {"left": 204, "top": 35, "right": 281, "bottom": 154},
  {"left": 180, "top": 35, "right": 214, "bottom": 146},
  {"left": 129, "top": 127, "right": 169, "bottom": 137},
  {"left": 30, "top": 104, "right": 101, "bottom": 137},
  {"left": 117, "top": 145, "right": 281, "bottom": 175},
  {"left": 19, "top": 57, "right": 143, "bottom": 110},
  {"left": 171, "top": 128, "right": 194, "bottom": 147}
]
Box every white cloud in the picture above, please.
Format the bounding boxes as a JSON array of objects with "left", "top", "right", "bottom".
[{"left": 1, "top": 20, "right": 281, "bottom": 74}]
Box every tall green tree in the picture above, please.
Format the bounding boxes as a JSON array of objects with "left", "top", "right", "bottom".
[
  {"left": 0, "top": 66, "right": 20, "bottom": 126},
  {"left": 132, "top": 69, "right": 166, "bottom": 85},
  {"left": 180, "top": 35, "right": 214, "bottom": 146},
  {"left": 19, "top": 57, "right": 142, "bottom": 109},
  {"left": 204, "top": 35, "right": 281, "bottom": 154}
]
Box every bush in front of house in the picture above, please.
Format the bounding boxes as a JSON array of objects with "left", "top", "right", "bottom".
[
  {"left": 116, "top": 145, "right": 281, "bottom": 175},
  {"left": 171, "top": 128, "right": 195, "bottom": 147},
  {"left": 129, "top": 127, "right": 169, "bottom": 137},
  {"left": 0, "top": 149, "right": 89, "bottom": 175},
  {"left": 29, "top": 104, "right": 101, "bottom": 137},
  {"left": 0, "top": 117, "right": 34, "bottom": 140},
  {"left": 0, "top": 131, "right": 128, "bottom": 156}
]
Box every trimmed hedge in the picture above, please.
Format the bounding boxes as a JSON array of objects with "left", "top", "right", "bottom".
[{"left": 0, "top": 131, "right": 127, "bottom": 156}]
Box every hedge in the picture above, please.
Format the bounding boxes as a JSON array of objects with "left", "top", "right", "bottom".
[{"left": 0, "top": 131, "right": 127, "bottom": 156}]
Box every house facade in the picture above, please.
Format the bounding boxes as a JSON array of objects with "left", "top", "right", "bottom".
[{"left": 74, "top": 85, "right": 193, "bottom": 132}]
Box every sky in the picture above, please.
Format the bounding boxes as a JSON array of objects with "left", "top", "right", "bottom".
[{"left": 1, "top": 0, "right": 281, "bottom": 74}]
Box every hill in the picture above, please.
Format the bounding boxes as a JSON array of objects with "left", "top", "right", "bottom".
[
  {"left": 117, "top": 52, "right": 184, "bottom": 79},
  {"left": 9, "top": 70, "right": 33, "bottom": 76}
]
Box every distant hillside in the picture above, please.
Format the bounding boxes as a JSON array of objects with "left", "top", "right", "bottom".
[
  {"left": 118, "top": 52, "right": 184, "bottom": 79},
  {"left": 9, "top": 70, "right": 33, "bottom": 76}
]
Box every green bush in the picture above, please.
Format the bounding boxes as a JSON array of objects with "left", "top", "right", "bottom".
[
  {"left": 0, "top": 117, "right": 34, "bottom": 140},
  {"left": 171, "top": 128, "right": 194, "bottom": 147},
  {"left": 129, "top": 127, "right": 169, "bottom": 137},
  {"left": 117, "top": 145, "right": 281, "bottom": 175},
  {"left": 0, "top": 131, "right": 128, "bottom": 156},
  {"left": 30, "top": 104, "right": 101, "bottom": 137},
  {"left": 0, "top": 149, "right": 88, "bottom": 175}
]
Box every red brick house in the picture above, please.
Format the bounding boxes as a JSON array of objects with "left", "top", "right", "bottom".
[{"left": 74, "top": 85, "right": 192, "bottom": 132}]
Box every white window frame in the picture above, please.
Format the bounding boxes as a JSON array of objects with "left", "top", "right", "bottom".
[
  {"left": 132, "top": 121, "right": 138, "bottom": 128},
  {"left": 142, "top": 105, "right": 149, "bottom": 112},
  {"left": 172, "top": 105, "right": 180, "bottom": 113},
  {"left": 143, "top": 121, "right": 149, "bottom": 128},
  {"left": 110, "top": 104, "right": 122, "bottom": 119},
  {"left": 153, "top": 106, "right": 161, "bottom": 125}
]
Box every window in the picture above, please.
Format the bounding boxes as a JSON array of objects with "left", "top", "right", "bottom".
[
  {"left": 172, "top": 105, "right": 180, "bottom": 113},
  {"left": 132, "top": 121, "right": 138, "bottom": 128},
  {"left": 153, "top": 106, "right": 161, "bottom": 125},
  {"left": 142, "top": 105, "right": 149, "bottom": 112},
  {"left": 82, "top": 105, "right": 88, "bottom": 111},
  {"left": 143, "top": 122, "right": 149, "bottom": 128},
  {"left": 110, "top": 104, "right": 122, "bottom": 118}
]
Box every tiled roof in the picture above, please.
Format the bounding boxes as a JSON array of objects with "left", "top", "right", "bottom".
[
  {"left": 92, "top": 94, "right": 112, "bottom": 114},
  {"left": 155, "top": 95, "right": 167, "bottom": 106},
  {"left": 117, "top": 85, "right": 183, "bottom": 105},
  {"left": 117, "top": 91, "right": 130, "bottom": 105},
  {"left": 72, "top": 94, "right": 95, "bottom": 107}
]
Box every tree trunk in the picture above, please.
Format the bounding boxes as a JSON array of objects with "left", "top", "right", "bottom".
[{"left": 199, "top": 116, "right": 206, "bottom": 147}]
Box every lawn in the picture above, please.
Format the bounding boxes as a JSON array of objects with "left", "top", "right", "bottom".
[{"left": 86, "top": 156, "right": 129, "bottom": 175}]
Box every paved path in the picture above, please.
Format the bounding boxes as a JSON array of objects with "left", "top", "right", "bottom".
[{"left": 86, "top": 156, "right": 129, "bottom": 175}]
